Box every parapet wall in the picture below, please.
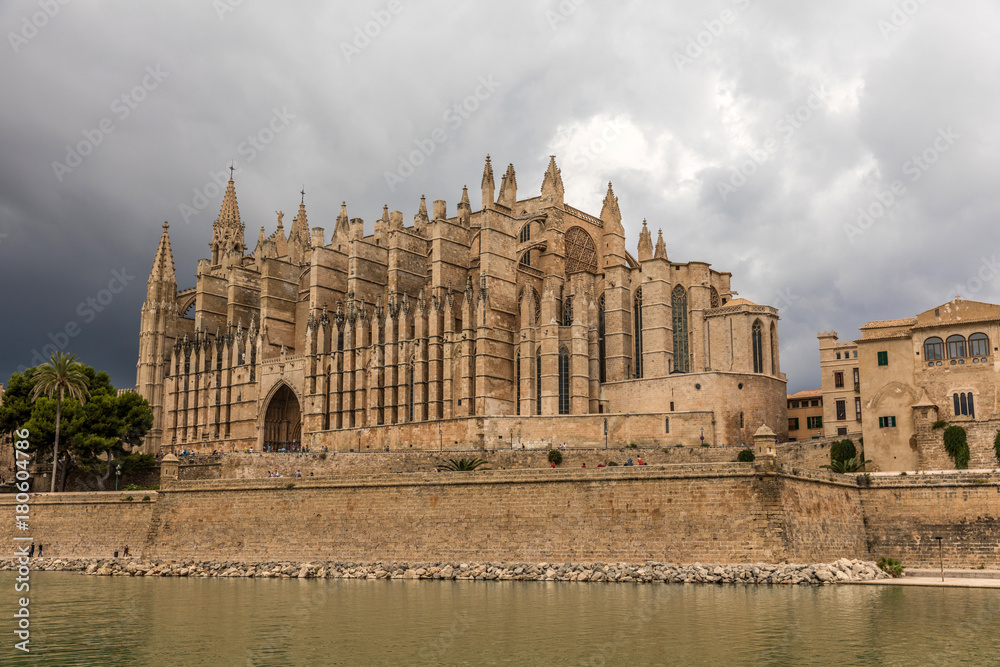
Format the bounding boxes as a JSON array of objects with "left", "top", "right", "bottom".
[{"left": 3, "top": 466, "right": 998, "bottom": 568}]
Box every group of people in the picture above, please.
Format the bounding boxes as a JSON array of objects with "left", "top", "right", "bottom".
[
  {"left": 571, "top": 458, "right": 647, "bottom": 469},
  {"left": 27, "top": 543, "right": 43, "bottom": 558},
  {"left": 266, "top": 470, "right": 312, "bottom": 478},
  {"left": 236, "top": 445, "right": 328, "bottom": 454}
]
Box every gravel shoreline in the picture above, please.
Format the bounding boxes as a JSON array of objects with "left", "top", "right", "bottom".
[{"left": 1, "top": 557, "right": 890, "bottom": 584}]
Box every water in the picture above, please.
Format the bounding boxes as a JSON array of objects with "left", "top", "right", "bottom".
[{"left": 1, "top": 572, "right": 998, "bottom": 666}]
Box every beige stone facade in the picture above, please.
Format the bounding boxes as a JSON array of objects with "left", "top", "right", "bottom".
[
  {"left": 817, "top": 333, "right": 862, "bottom": 438},
  {"left": 821, "top": 298, "right": 1000, "bottom": 471},
  {"left": 786, "top": 389, "right": 823, "bottom": 441},
  {"left": 136, "top": 157, "right": 787, "bottom": 454}
]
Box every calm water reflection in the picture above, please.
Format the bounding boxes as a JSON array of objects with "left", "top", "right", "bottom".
[{"left": 1, "top": 572, "right": 998, "bottom": 665}]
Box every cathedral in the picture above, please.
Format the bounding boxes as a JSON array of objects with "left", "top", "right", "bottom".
[{"left": 136, "top": 156, "right": 787, "bottom": 454}]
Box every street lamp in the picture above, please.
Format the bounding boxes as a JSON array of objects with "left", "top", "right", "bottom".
[
  {"left": 604, "top": 418, "right": 608, "bottom": 450},
  {"left": 935, "top": 536, "right": 944, "bottom": 581},
  {"left": 509, "top": 428, "right": 513, "bottom": 450},
  {"left": 115, "top": 464, "right": 122, "bottom": 491},
  {"left": 700, "top": 427, "right": 704, "bottom": 446},
  {"left": 439, "top": 425, "right": 443, "bottom": 451}
]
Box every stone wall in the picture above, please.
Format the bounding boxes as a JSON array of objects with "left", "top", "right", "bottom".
[
  {"left": 860, "top": 470, "right": 1000, "bottom": 567},
  {"left": 914, "top": 418, "right": 1000, "bottom": 471},
  {"left": 0, "top": 491, "right": 156, "bottom": 558}
]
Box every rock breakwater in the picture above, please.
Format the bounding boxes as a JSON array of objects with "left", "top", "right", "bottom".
[{"left": 1, "top": 558, "right": 890, "bottom": 584}]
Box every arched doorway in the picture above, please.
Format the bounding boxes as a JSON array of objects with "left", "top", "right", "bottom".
[{"left": 263, "top": 384, "right": 302, "bottom": 452}]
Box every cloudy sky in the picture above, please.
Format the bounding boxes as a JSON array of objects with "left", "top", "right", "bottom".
[{"left": 1, "top": 0, "right": 998, "bottom": 393}]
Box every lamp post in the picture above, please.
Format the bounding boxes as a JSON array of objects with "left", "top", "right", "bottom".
[
  {"left": 357, "top": 431, "right": 361, "bottom": 453},
  {"left": 700, "top": 427, "right": 704, "bottom": 446},
  {"left": 115, "top": 464, "right": 122, "bottom": 491},
  {"left": 439, "top": 426, "right": 443, "bottom": 451},
  {"left": 935, "top": 536, "right": 944, "bottom": 581},
  {"left": 509, "top": 428, "right": 513, "bottom": 450},
  {"left": 604, "top": 418, "right": 608, "bottom": 450}
]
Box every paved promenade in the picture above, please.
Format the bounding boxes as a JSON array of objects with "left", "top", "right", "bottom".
[{"left": 845, "top": 569, "right": 1000, "bottom": 588}]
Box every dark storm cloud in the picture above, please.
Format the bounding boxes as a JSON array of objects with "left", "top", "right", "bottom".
[{"left": 1, "top": 0, "right": 998, "bottom": 392}]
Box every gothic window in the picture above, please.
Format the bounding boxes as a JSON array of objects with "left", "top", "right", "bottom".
[
  {"left": 515, "top": 349, "right": 521, "bottom": 415},
  {"left": 752, "top": 320, "right": 763, "bottom": 373},
  {"left": 770, "top": 322, "right": 778, "bottom": 375},
  {"left": 633, "top": 288, "right": 644, "bottom": 379},
  {"left": 954, "top": 392, "right": 975, "bottom": 417},
  {"left": 408, "top": 366, "right": 414, "bottom": 422},
  {"left": 710, "top": 287, "right": 720, "bottom": 308},
  {"left": 597, "top": 294, "right": 606, "bottom": 382},
  {"left": 519, "top": 251, "right": 531, "bottom": 267},
  {"left": 519, "top": 223, "right": 531, "bottom": 244},
  {"left": 672, "top": 285, "right": 689, "bottom": 373},
  {"left": 565, "top": 227, "right": 598, "bottom": 274},
  {"left": 970, "top": 332, "right": 989, "bottom": 357},
  {"left": 946, "top": 335, "right": 966, "bottom": 359},
  {"left": 559, "top": 346, "right": 570, "bottom": 415},
  {"left": 924, "top": 337, "right": 944, "bottom": 360},
  {"left": 535, "top": 349, "right": 542, "bottom": 415},
  {"left": 563, "top": 296, "right": 574, "bottom": 326},
  {"left": 665, "top": 417, "right": 670, "bottom": 433},
  {"left": 519, "top": 286, "right": 541, "bottom": 326}
]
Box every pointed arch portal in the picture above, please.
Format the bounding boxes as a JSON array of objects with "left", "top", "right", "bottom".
[{"left": 263, "top": 384, "right": 302, "bottom": 451}]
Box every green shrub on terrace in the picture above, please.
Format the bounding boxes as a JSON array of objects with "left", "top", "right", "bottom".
[
  {"left": 943, "top": 426, "right": 970, "bottom": 469},
  {"left": 547, "top": 450, "right": 563, "bottom": 466},
  {"left": 830, "top": 439, "right": 857, "bottom": 464},
  {"left": 440, "top": 457, "right": 491, "bottom": 471},
  {"left": 736, "top": 449, "right": 755, "bottom": 463},
  {"left": 993, "top": 430, "right": 1000, "bottom": 465},
  {"left": 876, "top": 557, "right": 905, "bottom": 577},
  {"left": 821, "top": 457, "right": 871, "bottom": 474},
  {"left": 932, "top": 419, "right": 948, "bottom": 430}
]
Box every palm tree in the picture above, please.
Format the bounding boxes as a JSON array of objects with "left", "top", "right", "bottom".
[{"left": 30, "top": 352, "right": 91, "bottom": 492}]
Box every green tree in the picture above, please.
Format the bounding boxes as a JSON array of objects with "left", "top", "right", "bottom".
[
  {"left": 830, "top": 439, "right": 857, "bottom": 464},
  {"left": 30, "top": 352, "right": 91, "bottom": 492},
  {"left": 440, "top": 457, "right": 491, "bottom": 471},
  {"left": 943, "top": 426, "right": 970, "bottom": 469},
  {"left": 10, "top": 361, "right": 154, "bottom": 491},
  {"left": 0, "top": 371, "right": 35, "bottom": 436}
]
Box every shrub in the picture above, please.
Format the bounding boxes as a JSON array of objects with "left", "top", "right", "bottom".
[
  {"left": 142, "top": 495, "right": 151, "bottom": 502},
  {"left": 994, "top": 430, "right": 1000, "bottom": 465},
  {"left": 876, "top": 557, "right": 905, "bottom": 578},
  {"left": 319, "top": 452, "right": 328, "bottom": 460},
  {"left": 857, "top": 473, "right": 873, "bottom": 487},
  {"left": 122, "top": 496, "right": 133, "bottom": 502},
  {"left": 627, "top": 443, "right": 639, "bottom": 449},
  {"left": 607, "top": 461, "right": 619, "bottom": 466},
  {"left": 943, "top": 426, "right": 970, "bottom": 469},
  {"left": 736, "top": 449, "right": 755, "bottom": 463},
  {"left": 932, "top": 420, "right": 948, "bottom": 430},
  {"left": 830, "top": 439, "right": 857, "bottom": 464},
  {"left": 547, "top": 449, "right": 563, "bottom": 465},
  {"left": 285, "top": 482, "right": 296, "bottom": 489},
  {"left": 440, "top": 457, "right": 491, "bottom": 471}
]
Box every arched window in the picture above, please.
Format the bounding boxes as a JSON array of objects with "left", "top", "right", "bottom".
[
  {"left": 752, "top": 320, "right": 763, "bottom": 373},
  {"left": 519, "top": 251, "right": 531, "bottom": 267},
  {"left": 633, "top": 288, "right": 644, "bottom": 379},
  {"left": 710, "top": 287, "right": 720, "bottom": 309},
  {"left": 969, "top": 333, "right": 989, "bottom": 357},
  {"left": 558, "top": 346, "right": 570, "bottom": 415},
  {"left": 565, "top": 227, "right": 598, "bottom": 274},
  {"left": 535, "top": 349, "right": 542, "bottom": 415},
  {"left": 664, "top": 417, "right": 670, "bottom": 433},
  {"left": 770, "top": 322, "right": 778, "bottom": 376},
  {"left": 954, "top": 392, "right": 975, "bottom": 417},
  {"left": 563, "top": 296, "right": 574, "bottom": 326},
  {"left": 672, "top": 285, "right": 689, "bottom": 373},
  {"left": 924, "top": 337, "right": 944, "bottom": 360},
  {"left": 515, "top": 348, "right": 521, "bottom": 415},
  {"left": 946, "top": 335, "right": 966, "bottom": 359},
  {"left": 597, "top": 294, "right": 606, "bottom": 382},
  {"left": 519, "top": 223, "right": 531, "bottom": 244}
]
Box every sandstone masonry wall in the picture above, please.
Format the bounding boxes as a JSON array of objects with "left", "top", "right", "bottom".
[{"left": 0, "top": 492, "right": 157, "bottom": 558}]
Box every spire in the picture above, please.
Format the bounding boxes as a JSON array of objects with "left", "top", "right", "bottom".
[
  {"left": 654, "top": 228, "right": 668, "bottom": 260},
  {"left": 149, "top": 221, "right": 176, "bottom": 285},
  {"left": 290, "top": 195, "right": 310, "bottom": 247},
  {"left": 333, "top": 201, "right": 349, "bottom": 240},
  {"left": 600, "top": 181, "right": 623, "bottom": 233},
  {"left": 210, "top": 176, "right": 245, "bottom": 263},
  {"left": 255, "top": 226, "right": 266, "bottom": 254},
  {"left": 457, "top": 184, "right": 472, "bottom": 226},
  {"left": 460, "top": 185, "right": 471, "bottom": 208},
  {"left": 498, "top": 163, "right": 517, "bottom": 208},
  {"left": 541, "top": 155, "right": 564, "bottom": 201},
  {"left": 414, "top": 194, "right": 429, "bottom": 230},
  {"left": 637, "top": 219, "right": 653, "bottom": 261},
  {"left": 481, "top": 154, "right": 495, "bottom": 208},
  {"left": 381, "top": 204, "right": 390, "bottom": 226}
]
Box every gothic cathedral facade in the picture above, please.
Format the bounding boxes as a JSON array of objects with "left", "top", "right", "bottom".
[{"left": 136, "top": 157, "right": 787, "bottom": 453}]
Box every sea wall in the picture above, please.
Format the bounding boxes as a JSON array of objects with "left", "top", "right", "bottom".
[
  {"left": 0, "top": 491, "right": 156, "bottom": 558},
  {"left": 860, "top": 470, "right": 1000, "bottom": 567}
]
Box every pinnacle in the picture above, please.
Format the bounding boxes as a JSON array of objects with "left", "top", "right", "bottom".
[{"left": 149, "top": 223, "right": 176, "bottom": 284}]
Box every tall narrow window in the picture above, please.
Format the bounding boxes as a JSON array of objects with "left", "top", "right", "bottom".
[
  {"left": 969, "top": 392, "right": 975, "bottom": 418},
  {"left": 834, "top": 372, "right": 844, "bottom": 388},
  {"left": 752, "top": 320, "right": 763, "bottom": 374},
  {"left": 855, "top": 397, "right": 862, "bottom": 420},
  {"left": 770, "top": 322, "right": 778, "bottom": 375},
  {"left": 515, "top": 349, "right": 521, "bottom": 415},
  {"left": 665, "top": 417, "right": 670, "bottom": 433},
  {"left": 408, "top": 366, "right": 414, "bottom": 422},
  {"left": 672, "top": 285, "right": 689, "bottom": 373},
  {"left": 519, "top": 252, "right": 531, "bottom": 267},
  {"left": 836, "top": 400, "right": 846, "bottom": 421},
  {"left": 597, "top": 294, "right": 606, "bottom": 382},
  {"left": 558, "top": 346, "right": 570, "bottom": 414},
  {"left": 563, "top": 296, "right": 574, "bottom": 326},
  {"left": 519, "top": 223, "right": 531, "bottom": 244},
  {"left": 535, "top": 350, "right": 542, "bottom": 415},
  {"left": 633, "top": 288, "right": 643, "bottom": 379}
]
